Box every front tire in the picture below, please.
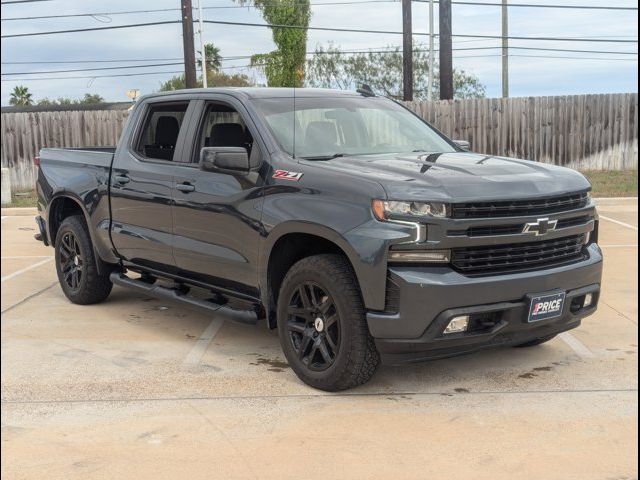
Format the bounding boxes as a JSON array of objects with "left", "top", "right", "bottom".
[
  {"left": 277, "top": 254, "right": 380, "bottom": 391},
  {"left": 54, "top": 215, "right": 113, "bottom": 305}
]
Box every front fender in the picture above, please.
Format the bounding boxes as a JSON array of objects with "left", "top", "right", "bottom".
[{"left": 259, "top": 219, "right": 412, "bottom": 311}]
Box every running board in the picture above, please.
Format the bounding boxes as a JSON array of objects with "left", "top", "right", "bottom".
[{"left": 109, "top": 272, "right": 258, "bottom": 325}]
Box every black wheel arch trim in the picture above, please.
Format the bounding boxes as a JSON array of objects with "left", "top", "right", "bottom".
[
  {"left": 259, "top": 221, "right": 384, "bottom": 314},
  {"left": 47, "top": 192, "right": 110, "bottom": 275}
]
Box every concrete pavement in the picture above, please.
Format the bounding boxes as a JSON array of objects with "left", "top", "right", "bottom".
[{"left": 1, "top": 201, "right": 637, "bottom": 480}]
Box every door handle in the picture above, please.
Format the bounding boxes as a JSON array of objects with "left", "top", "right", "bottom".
[
  {"left": 113, "top": 175, "right": 130, "bottom": 185},
  {"left": 176, "top": 183, "right": 195, "bottom": 193}
]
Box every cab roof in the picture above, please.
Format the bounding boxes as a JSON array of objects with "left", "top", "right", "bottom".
[{"left": 139, "top": 87, "right": 366, "bottom": 102}]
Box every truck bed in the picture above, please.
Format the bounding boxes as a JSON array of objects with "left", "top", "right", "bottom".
[
  {"left": 36, "top": 147, "right": 116, "bottom": 259},
  {"left": 39, "top": 147, "right": 116, "bottom": 167}
]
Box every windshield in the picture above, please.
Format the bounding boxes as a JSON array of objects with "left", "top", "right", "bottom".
[{"left": 253, "top": 96, "right": 456, "bottom": 158}]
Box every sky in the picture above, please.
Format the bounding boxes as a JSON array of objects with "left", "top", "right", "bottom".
[{"left": 0, "top": 0, "right": 638, "bottom": 105}]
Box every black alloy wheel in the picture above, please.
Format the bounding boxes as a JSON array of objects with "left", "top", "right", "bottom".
[
  {"left": 277, "top": 254, "right": 380, "bottom": 391},
  {"left": 54, "top": 215, "right": 113, "bottom": 304},
  {"left": 285, "top": 282, "right": 341, "bottom": 371},
  {"left": 58, "top": 231, "right": 84, "bottom": 292}
]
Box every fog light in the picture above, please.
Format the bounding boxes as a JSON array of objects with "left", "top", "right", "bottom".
[
  {"left": 584, "top": 293, "right": 594, "bottom": 308},
  {"left": 443, "top": 315, "right": 469, "bottom": 334},
  {"left": 388, "top": 249, "right": 451, "bottom": 263}
]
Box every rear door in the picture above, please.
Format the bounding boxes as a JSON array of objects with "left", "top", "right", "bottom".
[
  {"left": 110, "top": 99, "right": 195, "bottom": 270},
  {"left": 171, "top": 97, "right": 266, "bottom": 298}
]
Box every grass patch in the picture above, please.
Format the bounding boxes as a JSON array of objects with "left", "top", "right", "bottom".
[
  {"left": 4, "top": 190, "right": 38, "bottom": 208},
  {"left": 581, "top": 170, "right": 638, "bottom": 198}
]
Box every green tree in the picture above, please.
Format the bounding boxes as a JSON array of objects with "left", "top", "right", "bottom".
[
  {"left": 159, "top": 71, "right": 255, "bottom": 92},
  {"left": 36, "top": 94, "right": 105, "bottom": 106},
  {"left": 81, "top": 93, "right": 105, "bottom": 104},
  {"left": 9, "top": 85, "right": 34, "bottom": 106},
  {"left": 238, "top": 0, "right": 311, "bottom": 87},
  {"left": 307, "top": 43, "right": 486, "bottom": 100},
  {"left": 198, "top": 43, "right": 222, "bottom": 73},
  {"left": 36, "top": 98, "right": 56, "bottom": 106}
]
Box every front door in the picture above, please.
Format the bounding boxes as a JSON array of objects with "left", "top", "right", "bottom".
[
  {"left": 110, "top": 100, "right": 192, "bottom": 270},
  {"left": 171, "top": 99, "right": 265, "bottom": 298}
]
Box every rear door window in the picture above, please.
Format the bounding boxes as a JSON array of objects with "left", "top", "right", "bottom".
[{"left": 134, "top": 102, "right": 189, "bottom": 161}]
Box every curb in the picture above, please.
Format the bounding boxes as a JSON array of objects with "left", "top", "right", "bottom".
[{"left": 1, "top": 207, "right": 37, "bottom": 216}]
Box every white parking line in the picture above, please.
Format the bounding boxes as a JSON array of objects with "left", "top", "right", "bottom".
[
  {"left": 599, "top": 244, "right": 638, "bottom": 248},
  {"left": 599, "top": 215, "right": 638, "bottom": 231},
  {"left": 1, "top": 258, "right": 53, "bottom": 283},
  {"left": 182, "top": 317, "right": 225, "bottom": 366},
  {"left": 559, "top": 332, "right": 595, "bottom": 359},
  {"left": 2, "top": 255, "right": 53, "bottom": 260}
]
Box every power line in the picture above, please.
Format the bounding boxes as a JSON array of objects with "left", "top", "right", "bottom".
[
  {"left": 1, "top": 20, "right": 181, "bottom": 38},
  {"left": 0, "top": 2, "right": 398, "bottom": 22},
  {"left": 0, "top": 63, "right": 264, "bottom": 82},
  {"left": 512, "top": 54, "right": 637, "bottom": 61},
  {"left": 417, "top": 0, "right": 637, "bottom": 10},
  {"left": 3, "top": 50, "right": 637, "bottom": 83},
  {"left": 1, "top": 0, "right": 52, "bottom": 3},
  {"left": 2, "top": 0, "right": 636, "bottom": 21},
  {"left": 2, "top": 45, "right": 636, "bottom": 68},
  {"left": 1, "top": 58, "right": 185, "bottom": 64},
  {"left": 0, "top": 70, "right": 186, "bottom": 82},
  {"left": 1, "top": 62, "right": 185, "bottom": 76},
  {"left": 2, "top": 14, "right": 638, "bottom": 43},
  {"left": 203, "top": 19, "right": 640, "bottom": 43}
]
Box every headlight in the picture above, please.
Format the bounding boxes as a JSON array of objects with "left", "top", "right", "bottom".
[{"left": 372, "top": 200, "right": 449, "bottom": 220}]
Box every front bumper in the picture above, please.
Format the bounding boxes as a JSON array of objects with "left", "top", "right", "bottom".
[{"left": 367, "top": 243, "right": 603, "bottom": 364}]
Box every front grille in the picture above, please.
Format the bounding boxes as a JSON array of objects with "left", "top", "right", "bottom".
[
  {"left": 448, "top": 214, "right": 594, "bottom": 238},
  {"left": 451, "top": 234, "right": 587, "bottom": 275},
  {"left": 451, "top": 191, "right": 589, "bottom": 219}
]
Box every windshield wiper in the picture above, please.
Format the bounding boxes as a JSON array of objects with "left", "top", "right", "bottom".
[{"left": 300, "top": 153, "right": 346, "bottom": 161}]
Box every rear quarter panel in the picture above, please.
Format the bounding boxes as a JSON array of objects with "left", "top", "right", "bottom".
[{"left": 38, "top": 148, "right": 118, "bottom": 263}]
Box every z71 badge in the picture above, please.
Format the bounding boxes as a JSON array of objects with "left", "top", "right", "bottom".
[{"left": 273, "top": 170, "right": 303, "bottom": 181}]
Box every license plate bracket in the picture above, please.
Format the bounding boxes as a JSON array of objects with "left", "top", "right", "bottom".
[{"left": 527, "top": 291, "right": 566, "bottom": 323}]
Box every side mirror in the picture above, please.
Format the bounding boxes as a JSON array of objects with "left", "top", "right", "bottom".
[
  {"left": 454, "top": 140, "right": 471, "bottom": 151},
  {"left": 200, "top": 147, "right": 249, "bottom": 174}
]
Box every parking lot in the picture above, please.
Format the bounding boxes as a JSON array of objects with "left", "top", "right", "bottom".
[{"left": 1, "top": 198, "right": 637, "bottom": 480}]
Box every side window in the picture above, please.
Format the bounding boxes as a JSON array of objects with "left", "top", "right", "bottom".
[
  {"left": 135, "top": 102, "right": 189, "bottom": 161},
  {"left": 196, "top": 102, "right": 261, "bottom": 169}
]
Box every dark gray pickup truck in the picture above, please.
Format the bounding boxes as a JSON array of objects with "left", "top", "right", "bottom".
[{"left": 35, "top": 87, "right": 603, "bottom": 390}]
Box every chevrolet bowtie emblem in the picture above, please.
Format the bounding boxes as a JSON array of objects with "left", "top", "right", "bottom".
[{"left": 523, "top": 217, "right": 558, "bottom": 236}]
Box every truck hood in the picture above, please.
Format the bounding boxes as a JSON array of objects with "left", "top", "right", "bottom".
[{"left": 302, "top": 151, "right": 591, "bottom": 202}]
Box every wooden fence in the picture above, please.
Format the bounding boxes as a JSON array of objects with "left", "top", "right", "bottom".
[
  {"left": 1, "top": 93, "right": 637, "bottom": 191},
  {"left": 404, "top": 93, "right": 638, "bottom": 171},
  {"left": 1, "top": 109, "right": 130, "bottom": 190}
]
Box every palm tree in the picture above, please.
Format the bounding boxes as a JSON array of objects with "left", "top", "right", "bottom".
[
  {"left": 9, "top": 85, "right": 34, "bottom": 106},
  {"left": 198, "top": 43, "right": 222, "bottom": 73}
]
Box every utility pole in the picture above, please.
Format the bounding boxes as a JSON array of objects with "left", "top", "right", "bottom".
[
  {"left": 402, "top": 0, "right": 413, "bottom": 101},
  {"left": 427, "top": 0, "right": 435, "bottom": 101},
  {"left": 197, "top": 0, "right": 207, "bottom": 88},
  {"left": 181, "top": 0, "right": 197, "bottom": 89},
  {"left": 439, "top": 0, "right": 453, "bottom": 100},
  {"left": 501, "top": 0, "right": 509, "bottom": 98}
]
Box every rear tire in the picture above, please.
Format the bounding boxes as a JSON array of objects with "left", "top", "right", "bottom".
[
  {"left": 54, "top": 215, "right": 113, "bottom": 305},
  {"left": 277, "top": 254, "right": 380, "bottom": 391},
  {"left": 514, "top": 334, "right": 557, "bottom": 348}
]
